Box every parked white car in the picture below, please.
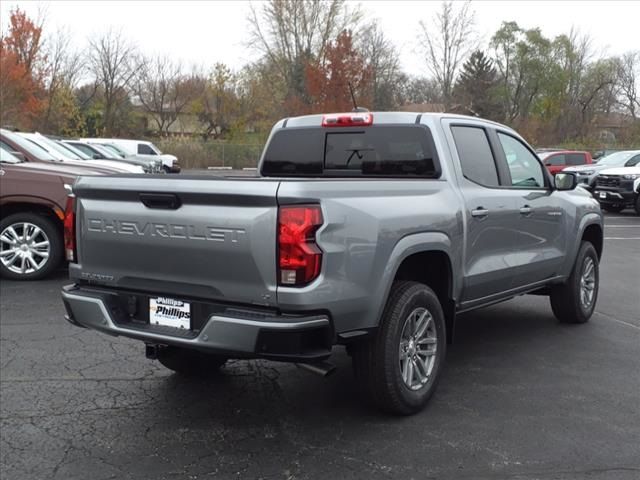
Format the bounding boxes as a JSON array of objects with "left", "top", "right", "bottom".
[
  {"left": 67, "top": 140, "right": 163, "bottom": 173},
  {"left": 593, "top": 165, "right": 640, "bottom": 215},
  {"left": 17, "top": 133, "right": 144, "bottom": 173},
  {"left": 82, "top": 138, "right": 180, "bottom": 173}
]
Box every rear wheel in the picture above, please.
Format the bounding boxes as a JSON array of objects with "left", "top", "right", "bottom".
[
  {"left": 635, "top": 194, "right": 640, "bottom": 216},
  {"left": 549, "top": 241, "right": 599, "bottom": 324},
  {"left": 0, "top": 213, "right": 63, "bottom": 280},
  {"left": 353, "top": 281, "right": 446, "bottom": 415},
  {"left": 156, "top": 346, "right": 227, "bottom": 376}
]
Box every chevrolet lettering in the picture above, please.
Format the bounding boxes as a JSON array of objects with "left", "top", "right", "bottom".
[{"left": 87, "top": 219, "right": 246, "bottom": 242}]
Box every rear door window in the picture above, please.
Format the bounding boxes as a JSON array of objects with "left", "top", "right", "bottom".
[
  {"left": 546, "top": 155, "right": 565, "bottom": 166},
  {"left": 566, "top": 153, "right": 586, "bottom": 165},
  {"left": 450, "top": 126, "right": 500, "bottom": 187},
  {"left": 262, "top": 125, "right": 440, "bottom": 177}
]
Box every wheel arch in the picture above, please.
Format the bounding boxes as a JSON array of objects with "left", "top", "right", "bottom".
[
  {"left": 581, "top": 222, "right": 603, "bottom": 260},
  {"left": 0, "top": 200, "right": 64, "bottom": 231},
  {"left": 373, "top": 232, "right": 458, "bottom": 343}
]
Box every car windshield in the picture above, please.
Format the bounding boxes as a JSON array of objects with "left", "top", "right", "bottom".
[
  {"left": 0, "top": 149, "right": 23, "bottom": 163},
  {"left": 1, "top": 130, "right": 58, "bottom": 161},
  {"left": 597, "top": 151, "right": 638, "bottom": 166},
  {"left": 101, "top": 143, "right": 126, "bottom": 158},
  {"left": 91, "top": 144, "right": 118, "bottom": 158},
  {"left": 150, "top": 143, "right": 162, "bottom": 155},
  {"left": 55, "top": 141, "right": 91, "bottom": 160},
  {"left": 35, "top": 136, "right": 84, "bottom": 160}
]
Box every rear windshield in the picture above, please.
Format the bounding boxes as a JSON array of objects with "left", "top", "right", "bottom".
[{"left": 261, "top": 125, "right": 441, "bottom": 177}]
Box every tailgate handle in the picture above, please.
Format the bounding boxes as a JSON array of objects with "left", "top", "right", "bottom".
[{"left": 139, "top": 193, "right": 181, "bottom": 210}]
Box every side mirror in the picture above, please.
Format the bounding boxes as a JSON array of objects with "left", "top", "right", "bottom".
[{"left": 555, "top": 172, "right": 577, "bottom": 191}]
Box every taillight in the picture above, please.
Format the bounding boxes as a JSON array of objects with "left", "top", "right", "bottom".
[
  {"left": 278, "top": 205, "right": 323, "bottom": 286},
  {"left": 322, "top": 112, "right": 373, "bottom": 127},
  {"left": 63, "top": 195, "right": 76, "bottom": 262}
]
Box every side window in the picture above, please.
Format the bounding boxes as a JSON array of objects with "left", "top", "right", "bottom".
[
  {"left": 546, "top": 155, "right": 565, "bottom": 166},
  {"left": 0, "top": 141, "right": 15, "bottom": 152},
  {"left": 138, "top": 144, "right": 156, "bottom": 155},
  {"left": 497, "top": 133, "right": 545, "bottom": 188},
  {"left": 451, "top": 126, "right": 500, "bottom": 187},
  {"left": 625, "top": 155, "right": 640, "bottom": 167},
  {"left": 567, "top": 153, "right": 586, "bottom": 165}
]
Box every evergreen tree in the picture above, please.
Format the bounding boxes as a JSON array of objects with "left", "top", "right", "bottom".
[{"left": 453, "top": 50, "right": 503, "bottom": 120}]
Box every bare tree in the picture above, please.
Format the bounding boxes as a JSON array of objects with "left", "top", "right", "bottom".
[
  {"left": 42, "top": 28, "right": 82, "bottom": 130},
  {"left": 134, "top": 55, "right": 201, "bottom": 136},
  {"left": 358, "top": 22, "right": 403, "bottom": 110},
  {"left": 88, "top": 30, "right": 138, "bottom": 135},
  {"left": 247, "top": 0, "right": 360, "bottom": 101},
  {"left": 419, "top": 1, "right": 475, "bottom": 110},
  {"left": 616, "top": 51, "right": 639, "bottom": 119}
]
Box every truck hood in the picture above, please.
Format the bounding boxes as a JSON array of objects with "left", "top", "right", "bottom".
[
  {"left": 564, "top": 164, "right": 606, "bottom": 173},
  {"left": 2, "top": 162, "right": 77, "bottom": 186},
  {"left": 87, "top": 159, "right": 143, "bottom": 173},
  {"left": 597, "top": 167, "right": 640, "bottom": 176},
  {"left": 9, "top": 161, "right": 105, "bottom": 178},
  {"left": 35, "top": 158, "right": 125, "bottom": 175}
]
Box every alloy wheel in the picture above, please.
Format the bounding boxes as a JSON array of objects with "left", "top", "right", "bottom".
[{"left": 0, "top": 222, "right": 51, "bottom": 275}]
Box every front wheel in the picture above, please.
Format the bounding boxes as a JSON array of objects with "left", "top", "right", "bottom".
[
  {"left": 635, "top": 194, "right": 640, "bottom": 216},
  {"left": 156, "top": 346, "right": 227, "bottom": 376},
  {"left": 353, "top": 281, "right": 446, "bottom": 415},
  {"left": 549, "top": 241, "right": 599, "bottom": 323}
]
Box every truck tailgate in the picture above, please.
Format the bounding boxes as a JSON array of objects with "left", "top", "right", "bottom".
[{"left": 70, "top": 176, "right": 279, "bottom": 306}]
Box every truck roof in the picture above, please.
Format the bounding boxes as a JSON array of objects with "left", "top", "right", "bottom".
[{"left": 277, "top": 111, "right": 514, "bottom": 132}]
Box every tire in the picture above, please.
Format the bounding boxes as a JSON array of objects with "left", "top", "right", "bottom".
[
  {"left": 156, "top": 346, "right": 227, "bottom": 376},
  {"left": 602, "top": 205, "right": 624, "bottom": 213},
  {"left": 549, "top": 241, "right": 599, "bottom": 324},
  {"left": 0, "top": 212, "right": 63, "bottom": 281},
  {"left": 162, "top": 165, "right": 171, "bottom": 174},
  {"left": 635, "top": 194, "right": 640, "bottom": 216},
  {"left": 353, "top": 281, "right": 447, "bottom": 415}
]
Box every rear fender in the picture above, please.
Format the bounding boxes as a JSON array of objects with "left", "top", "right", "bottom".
[{"left": 371, "top": 232, "right": 455, "bottom": 328}]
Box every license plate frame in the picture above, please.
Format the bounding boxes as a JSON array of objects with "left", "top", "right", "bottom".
[{"left": 149, "top": 296, "right": 191, "bottom": 330}]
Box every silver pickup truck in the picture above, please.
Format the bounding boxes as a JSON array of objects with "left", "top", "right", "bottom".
[{"left": 61, "top": 112, "right": 604, "bottom": 415}]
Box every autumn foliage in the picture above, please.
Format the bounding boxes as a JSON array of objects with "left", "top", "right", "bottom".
[
  {"left": 306, "top": 30, "right": 372, "bottom": 112},
  {"left": 0, "top": 8, "right": 46, "bottom": 129}
]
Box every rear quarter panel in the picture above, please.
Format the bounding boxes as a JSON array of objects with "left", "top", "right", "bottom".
[{"left": 277, "top": 179, "right": 462, "bottom": 333}]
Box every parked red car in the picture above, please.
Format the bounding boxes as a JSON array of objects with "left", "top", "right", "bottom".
[{"left": 537, "top": 150, "right": 593, "bottom": 175}]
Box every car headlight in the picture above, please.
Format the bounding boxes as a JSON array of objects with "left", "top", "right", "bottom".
[{"left": 623, "top": 173, "right": 639, "bottom": 180}]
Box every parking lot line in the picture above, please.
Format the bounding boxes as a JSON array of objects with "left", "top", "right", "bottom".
[
  {"left": 595, "top": 311, "right": 640, "bottom": 330},
  {"left": 604, "top": 237, "right": 640, "bottom": 240},
  {"left": 605, "top": 225, "right": 640, "bottom": 227}
]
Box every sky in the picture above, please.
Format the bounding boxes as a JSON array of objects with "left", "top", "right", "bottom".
[{"left": 1, "top": 0, "right": 638, "bottom": 77}]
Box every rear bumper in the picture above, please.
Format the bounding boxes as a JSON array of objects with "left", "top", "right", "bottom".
[{"left": 61, "top": 285, "right": 332, "bottom": 362}]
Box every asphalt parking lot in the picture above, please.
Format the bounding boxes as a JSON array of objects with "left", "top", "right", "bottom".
[{"left": 1, "top": 211, "right": 639, "bottom": 480}]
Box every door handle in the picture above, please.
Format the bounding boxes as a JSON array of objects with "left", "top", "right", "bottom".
[
  {"left": 471, "top": 207, "right": 489, "bottom": 218},
  {"left": 139, "top": 193, "right": 181, "bottom": 209},
  {"left": 519, "top": 205, "right": 532, "bottom": 215}
]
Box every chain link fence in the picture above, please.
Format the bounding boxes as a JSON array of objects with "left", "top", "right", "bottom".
[{"left": 156, "top": 139, "right": 264, "bottom": 170}]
